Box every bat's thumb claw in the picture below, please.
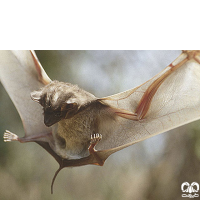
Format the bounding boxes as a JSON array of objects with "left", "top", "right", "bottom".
[{"left": 3, "top": 130, "right": 19, "bottom": 142}]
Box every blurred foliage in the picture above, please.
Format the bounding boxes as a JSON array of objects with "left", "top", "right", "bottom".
[{"left": 0, "top": 51, "right": 200, "bottom": 200}]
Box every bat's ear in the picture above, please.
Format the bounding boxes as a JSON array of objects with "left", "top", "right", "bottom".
[
  {"left": 31, "top": 90, "right": 43, "bottom": 103},
  {"left": 61, "top": 99, "right": 79, "bottom": 119},
  {"left": 61, "top": 99, "right": 78, "bottom": 111}
]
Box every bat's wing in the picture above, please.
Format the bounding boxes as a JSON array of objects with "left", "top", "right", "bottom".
[
  {"left": 96, "top": 50, "right": 200, "bottom": 159},
  {"left": 0, "top": 50, "right": 51, "bottom": 138},
  {"left": 0, "top": 51, "right": 105, "bottom": 193}
]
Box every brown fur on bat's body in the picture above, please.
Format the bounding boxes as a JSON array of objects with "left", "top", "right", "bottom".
[
  {"left": 4, "top": 79, "right": 125, "bottom": 193},
  {"left": 30, "top": 80, "right": 118, "bottom": 161},
  {"left": 2, "top": 50, "right": 200, "bottom": 194},
  {"left": 29, "top": 80, "right": 138, "bottom": 193}
]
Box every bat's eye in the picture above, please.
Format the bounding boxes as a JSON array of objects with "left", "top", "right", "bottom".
[
  {"left": 53, "top": 107, "right": 62, "bottom": 118},
  {"left": 54, "top": 112, "right": 61, "bottom": 117}
]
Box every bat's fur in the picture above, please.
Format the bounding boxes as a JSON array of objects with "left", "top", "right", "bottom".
[{"left": 31, "top": 80, "right": 114, "bottom": 159}]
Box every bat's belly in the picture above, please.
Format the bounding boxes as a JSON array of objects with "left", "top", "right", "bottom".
[{"left": 51, "top": 116, "right": 95, "bottom": 159}]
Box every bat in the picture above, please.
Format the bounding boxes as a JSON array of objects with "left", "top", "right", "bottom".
[{"left": 0, "top": 50, "right": 200, "bottom": 194}]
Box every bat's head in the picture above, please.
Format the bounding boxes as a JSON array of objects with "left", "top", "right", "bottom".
[{"left": 31, "top": 80, "right": 96, "bottom": 127}]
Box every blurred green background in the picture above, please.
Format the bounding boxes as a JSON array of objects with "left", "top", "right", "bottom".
[{"left": 0, "top": 50, "right": 199, "bottom": 200}]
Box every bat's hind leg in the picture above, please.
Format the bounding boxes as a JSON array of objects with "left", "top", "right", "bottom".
[
  {"left": 88, "top": 133, "right": 104, "bottom": 166},
  {"left": 3, "top": 130, "right": 52, "bottom": 143}
]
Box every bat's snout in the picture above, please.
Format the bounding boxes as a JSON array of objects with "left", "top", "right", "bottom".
[{"left": 44, "top": 114, "right": 60, "bottom": 127}]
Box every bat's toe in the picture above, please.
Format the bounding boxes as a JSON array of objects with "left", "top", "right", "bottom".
[
  {"left": 90, "top": 133, "right": 102, "bottom": 144},
  {"left": 3, "top": 130, "right": 19, "bottom": 142}
]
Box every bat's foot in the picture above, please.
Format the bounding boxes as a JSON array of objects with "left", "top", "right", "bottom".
[
  {"left": 3, "top": 130, "right": 19, "bottom": 142},
  {"left": 89, "top": 133, "right": 104, "bottom": 166},
  {"left": 4, "top": 130, "right": 52, "bottom": 143},
  {"left": 90, "top": 133, "right": 102, "bottom": 145}
]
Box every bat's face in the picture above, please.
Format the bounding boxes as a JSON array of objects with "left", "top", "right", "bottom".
[
  {"left": 31, "top": 81, "right": 80, "bottom": 127},
  {"left": 31, "top": 80, "right": 96, "bottom": 127}
]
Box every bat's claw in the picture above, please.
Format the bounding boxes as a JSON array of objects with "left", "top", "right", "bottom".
[
  {"left": 90, "top": 133, "right": 102, "bottom": 145},
  {"left": 3, "top": 130, "right": 19, "bottom": 142},
  {"left": 89, "top": 133, "right": 104, "bottom": 166}
]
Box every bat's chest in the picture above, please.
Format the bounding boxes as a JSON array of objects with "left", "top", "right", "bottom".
[{"left": 51, "top": 110, "right": 98, "bottom": 159}]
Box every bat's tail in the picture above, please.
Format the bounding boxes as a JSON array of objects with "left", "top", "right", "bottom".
[{"left": 51, "top": 166, "right": 63, "bottom": 194}]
